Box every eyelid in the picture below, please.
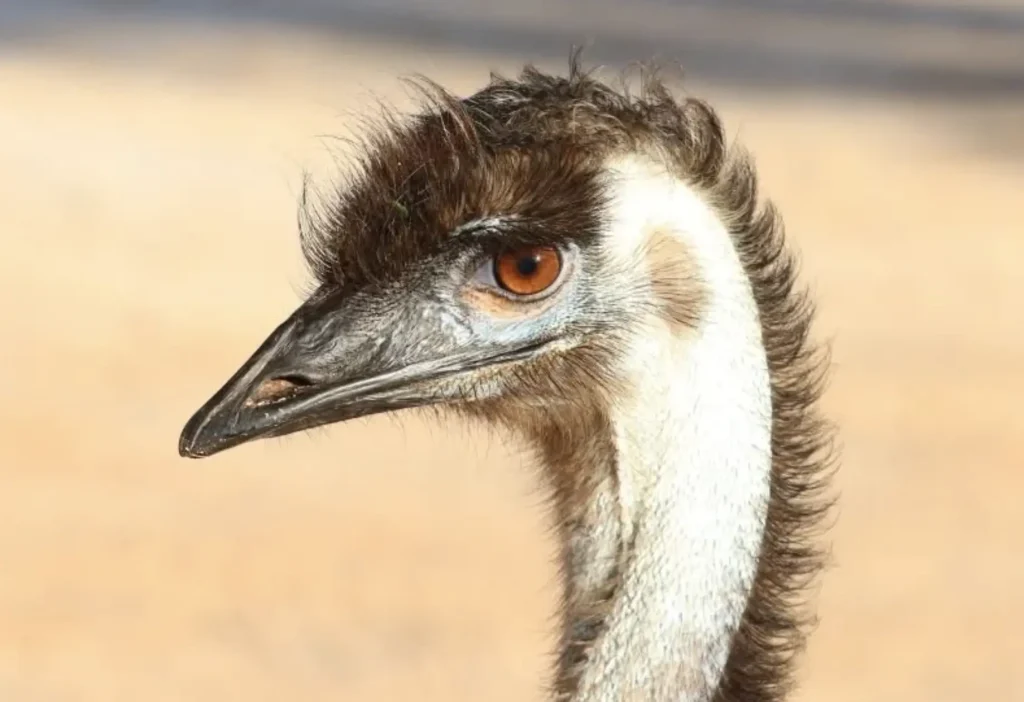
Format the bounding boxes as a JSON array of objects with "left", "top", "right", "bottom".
[{"left": 451, "top": 217, "right": 514, "bottom": 239}]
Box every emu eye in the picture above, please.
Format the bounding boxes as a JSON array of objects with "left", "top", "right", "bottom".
[{"left": 493, "top": 246, "right": 562, "bottom": 296}]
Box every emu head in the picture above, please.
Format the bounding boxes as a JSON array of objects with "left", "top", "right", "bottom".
[{"left": 179, "top": 66, "right": 717, "bottom": 459}]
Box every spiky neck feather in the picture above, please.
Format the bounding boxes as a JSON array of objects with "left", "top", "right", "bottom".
[
  {"left": 535, "top": 157, "right": 771, "bottom": 701},
  {"left": 530, "top": 150, "right": 833, "bottom": 702}
]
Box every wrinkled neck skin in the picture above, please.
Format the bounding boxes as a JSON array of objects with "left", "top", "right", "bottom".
[{"left": 556, "top": 158, "right": 773, "bottom": 701}]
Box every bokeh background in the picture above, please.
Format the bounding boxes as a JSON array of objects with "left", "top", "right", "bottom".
[{"left": 2, "top": 1, "right": 1022, "bottom": 700}]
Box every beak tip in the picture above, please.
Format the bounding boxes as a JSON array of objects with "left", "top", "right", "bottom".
[
  {"left": 178, "top": 426, "right": 208, "bottom": 459},
  {"left": 179, "top": 401, "right": 255, "bottom": 459},
  {"left": 178, "top": 407, "right": 221, "bottom": 459},
  {"left": 177, "top": 439, "right": 205, "bottom": 459}
]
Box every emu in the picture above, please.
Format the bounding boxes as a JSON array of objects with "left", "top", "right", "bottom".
[{"left": 179, "top": 59, "right": 835, "bottom": 702}]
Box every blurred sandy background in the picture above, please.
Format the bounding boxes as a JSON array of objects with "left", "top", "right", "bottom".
[{"left": 1, "top": 1, "right": 1023, "bottom": 700}]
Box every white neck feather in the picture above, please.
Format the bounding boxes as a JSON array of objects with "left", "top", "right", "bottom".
[{"left": 567, "top": 156, "right": 773, "bottom": 701}]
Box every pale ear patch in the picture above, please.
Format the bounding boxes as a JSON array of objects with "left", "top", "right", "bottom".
[{"left": 642, "top": 228, "right": 706, "bottom": 333}]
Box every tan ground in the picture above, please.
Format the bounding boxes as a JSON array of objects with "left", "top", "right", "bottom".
[{"left": 1, "top": 16, "right": 1023, "bottom": 702}]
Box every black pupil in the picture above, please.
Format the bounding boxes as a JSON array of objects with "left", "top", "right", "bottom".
[{"left": 516, "top": 254, "right": 540, "bottom": 277}]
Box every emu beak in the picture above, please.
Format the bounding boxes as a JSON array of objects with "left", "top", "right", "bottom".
[{"left": 178, "top": 290, "right": 542, "bottom": 459}]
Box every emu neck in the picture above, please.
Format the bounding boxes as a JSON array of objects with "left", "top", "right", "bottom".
[{"left": 556, "top": 159, "right": 773, "bottom": 701}]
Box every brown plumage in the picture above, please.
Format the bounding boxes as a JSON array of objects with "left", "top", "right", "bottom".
[{"left": 180, "top": 51, "right": 837, "bottom": 702}]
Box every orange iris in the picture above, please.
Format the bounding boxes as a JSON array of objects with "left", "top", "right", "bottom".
[{"left": 493, "top": 246, "right": 562, "bottom": 296}]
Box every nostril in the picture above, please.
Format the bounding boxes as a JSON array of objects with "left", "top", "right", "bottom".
[{"left": 244, "top": 375, "right": 314, "bottom": 408}]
